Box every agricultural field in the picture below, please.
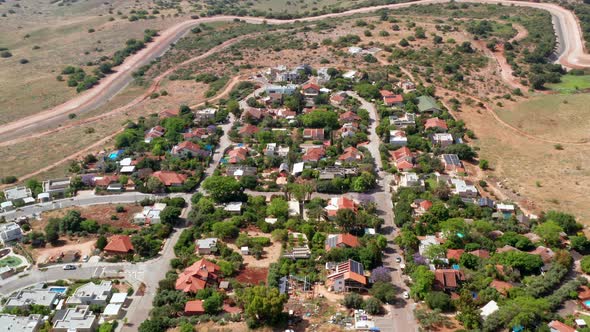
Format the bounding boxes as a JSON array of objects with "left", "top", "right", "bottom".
[{"left": 547, "top": 74, "right": 590, "bottom": 93}]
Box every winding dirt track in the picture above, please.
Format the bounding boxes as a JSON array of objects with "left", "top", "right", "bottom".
[{"left": 0, "top": 0, "right": 588, "bottom": 144}]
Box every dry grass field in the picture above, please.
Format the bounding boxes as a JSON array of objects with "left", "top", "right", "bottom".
[
  {"left": 0, "top": 0, "right": 189, "bottom": 123},
  {"left": 453, "top": 94, "right": 590, "bottom": 223}
]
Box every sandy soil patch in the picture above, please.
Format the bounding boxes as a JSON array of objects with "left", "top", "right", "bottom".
[{"left": 34, "top": 239, "right": 96, "bottom": 265}]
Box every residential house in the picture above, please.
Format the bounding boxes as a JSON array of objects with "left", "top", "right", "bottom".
[
  {"left": 424, "top": 117, "right": 448, "bottom": 131},
  {"left": 175, "top": 259, "right": 221, "bottom": 293},
  {"left": 469, "top": 249, "right": 490, "bottom": 259},
  {"left": 4, "top": 186, "right": 32, "bottom": 202},
  {"left": 226, "top": 165, "right": 257, "bottom": 178},
  {"left": 238, "top": 124, "right": 260, "bottom": 137},
  {"left": 389, "top": 130, "right": 408, "bottom": 146},
  {"left": 419, "top": 235, "right": 443, "bottom": 256},
  {"left": 548, "top": 320, "right": 578, "bottom": 332},
  {"left": 194, "top": 108, "right": 217, "bottom": 122},
  {"left": 196, "top": 238, "right": 218, "bottom": 255},
  {"left": 434, "top": 269, "right": 465, "bottom": 290},
  {"left": 450, "top": 178, "right": 478, "bottom": 198},
  {"left": 446, "top": 249, "right": 465, "bottom": 262},
  {"left": 389, "top": 113, "right": 416, "bottom": 128},
  {"left": 242, "top": 108, "right": 265, "bottom": 123},
  {"left": 172, "top": 141, "right": 210, "bottom": 158},
  {"left": 342, "top": 70, "right": 363, "bottom": 81},
  {"left": 389, "top": 146, "right": 415, "bottom": 171},
  {"left": 325, "top": 196, "right": 358, "bottom": 219},
  {"left": 338, "top": 122, "right": 359, "bottom": 138},
  {"left": 144, "top": 126, "right": 165, "bottom": 143},
  {"left": 183, "top": 128, "right": 209, "bottom": 140},
  {"left": 303, "top": 128, "right": 324, "bottom": 141},
  {"left": 224, "top": 202, "right": 243, "bottom": 214},
  {"left": 227, "top": 147, "right": 249, "bottom": 164},
  {"left": 380, "top": 90, "right": 403, "bottom": 107},
  {"left": 489, "top": 280, "right": 513, "bottom": 296},
  {"left": 67, "top": 281, "right": 113, "bottom": 306},
  {"left": 400, "top": 80, "right": 416, "bottom": 93},
  {"left": 497, "top": 203, "right": 516, "bottom": 219},
  {"left": 0, "top": 314, "right": 42, "bottom": 332},
  {"left": 302, "top": 147, "right": 326, "bottom": 162},
  {"left": 441, "top": 154, "right": 464, "bottom": 173},
  {"left": 265, "top": 84, "right": 298, "bottom": 95},
  {"left": 185, "top": 300, "right": 205, "bottom": 316},
  {"left": 431, "top": 133, "right": 454, "bottom": 147},
  {"left": 152, "top": 171, "right": 188, "bottom": 187},
  {"left": 292, "top": 162, "right": 305, "bottom": 176},
  {"left": 399, "top": 172, "right": 425, "bottom": 191},
  {"left": 326, "top": 259, "right": 367, "bottom": 292},
  {"left": 264, "top": 93, "right": 283, "bottom": 105},
  {"left": 478, "top": 197, "right": 495, "bottom": 209},
  {"left": 0, "top": 222, "right": 22, "bottom": 244},
  {"left": 276, "top": 108, "right": 296, "bottom": 121},
  {"left": 325, "top": 234, "right": 360, "bottom": 251},
  {"left": 5, "top": 289, "right": 59, "bottom": 310},
  {"left": 159, "top": 109, "right": 180, "bottom": 119},
  {"left": 103, "top": 235, "right": 134, "bottom": 255},
  {"left": 93, "top": 176, "right": 119, "bottom": 190},
  {"left": 42, "top": 178, "right": 71, "bottom": 198},
  {"left": 530, "top": 246, "right": 555, "bottom": 265},
  {"left": 53, "top": 305, "right": 98, "bottom": 332},
  {"left": 412, "top": 199, "right": 433, "bottom": 216},
  {"left": 417, "top": 96, "right": 441, "bottom": 113},
  {"left": 339, "top": 111, "right": 361, "bottom": 123},
  {"left": 133, "top": 203, "right": 166, "bottom": 225},
  {"left": 330, "top": 92, "right": 347, "bottom": 105},
  {"left": 480, "top": 300, "right": 499, "bottom": 319},
  {"left": 338, "top": 147, "right": 363, "bottom": 163},
  {"left": 302, "top": 83, "right": 320, "bottom": 97}
]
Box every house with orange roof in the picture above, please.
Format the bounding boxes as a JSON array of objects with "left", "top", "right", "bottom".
[
  {"left": 548, "top": 320, "right": 578, "bottom": 332},
  {"left": 303, "top": 128, "right": 324, "bottom": 141},
  {"left": 183, "top": 128, "right": 209, "bottom": 140},
  {"left": 325, "top": 196, "right": 358, "bottom": 219},
  {"left": 94, "top": 176, "right": 119, "bottom": 189},
  {"left": 469, "top": 249, "right": 490, "bottom": 259},
  {"left": 302, "top": 147, "right": 325, "bottom": 162},
  {"left": 412, "top": 199, "right": 433, "bottom": 216},
  {"left": 151, "top": 171, "right": 188, "bottom": 187},
  {"left": 326, "top": 259, "right": 367, "bottom": 292},
  {"left": 339, "top": 111, "right": 361, "bottom": 123},
  {"left": 159, "top": 109, "right": 180, "bottom": 119},
  {"left": 302, "top": 83, "right": 320, "bottom": 97},
  {"left": 425, "top": 117, "right": 448, "bottom": 131},
  {"left": 338, "top": 147, "right": 363, "bottom": 163},
  {"left": 175, "top": 258, "right": 221, "bottom": 293},
  {"left": 330, "top": 92, "right": 347, "bottom": 105},
  {"left": 103, "top": 235, "right": 134, "bottom": 255},
  {"left": 380, "top": 90, "right": 394, "bottom": 97},
  {"left": 389, "top": 146, "right": 415, "bottom": 171},
  {"left": 489, "top": 280, "right": 513, "bottom": 296},
  {"left": 171, "top": 141, "right": 210, "bottom": 158},
  {"left": 227, "top": 147, "right": 249, "bottom": 164},
  {"left": 325, "top": 233, "right": 360, "bottom": 251},
  {"left": 383, "top": 94, "right": 404, "bottom": 107},
  {"left": 434, "top": 269, "right": 465, "bottom": 291},
  {"left": 144, "top": 126, "right": 165, "bottom": 143},
  {"left": 184, "top": 300, "right": 205, "bottom": 315},
  {"left": 238, "top": 124, "right": 260, "bottom": 137},
  {"left": 446, "top": 249, "right": 465, "bottom": 261},
  {"left": 241, "top": 108, "right": 265, "bottom": 122}
]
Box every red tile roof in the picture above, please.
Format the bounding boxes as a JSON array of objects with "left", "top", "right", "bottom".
[
  {"left": 176, "top": 258, "right": 221, "bottom": 293},
  {"left": 419, "top": 200, "right": 433, "bottom": 211},
  {"left": 489, "top": 280, "right": 513, "bottom": 296},
  {"left": 338, "top": 147, "right": 363, "bottom": 161},
  {"left": 172, "top": 141, "right": 203, "bottom": 155},
  {"left": 548, "top": 320, "right": 577, "bottom": 332},
  {"left": 104, "top": 235, "right": 134, "bottom": 254},
  {"left": 152, "top": 171, "right": 188, "bottom": 186},
  {"left": 302, "top": 83, "right": 320, "bottom": 91},
  {"left": 396, "top": 158, "right": 415, "bottom": 171},
  {"left": 434, "top": 269, "right": 465, "bottom": 289},
  {"left": 302, "top": 147, "right": 325, "bottom": 162},
  {"left": 303, "top": 128, "right": 324, "bottom": 140},
  {"left": 339, "top": 111, "right": 361, "bottom": 122},
  {"left": 239, "top": 124, "right": 260, "bottom": 136},
  {"left": 425, "top": 117, "right": 448, "bottom": 130},
  {"left": 468, "top": 249, "right": 490, "bottom": 259},
  {"left": 159, "top": 109, "right": 180, "bottom": 118},
  {"left": 185, "top": 300, "right": 205, "bottom": 315},
  {"left": 383, "top": 95, "right": 404, "bottom": 105},
  {"left": 380, "top": 90, "right": 394, "bottom": 97},
  {"left": 446, "top": 249, "right": 464, "bottom": 261},
  {"left": 227, "top": 147, "right": 248, "bottom": 164},
  {"left": 579, "top": 285, "right": 590, "bottom": 300},
  {"left": 183, "top": 128, "right": 208, "bottom": 139},
  {"left": 390, "top": 146, "right": 412, "bottom": 161},
  {"left": 94, "top": 176, "right": 119, "bottom": 187}
]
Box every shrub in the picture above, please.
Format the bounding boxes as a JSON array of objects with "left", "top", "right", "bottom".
[
  {"left": 364, "top": 298, "right": 382, "bottom": 315},
  {"left": 425, "top": 291, "right": 452, "bottom": 311},
  {"left": 343, "top": 293, "right": 364, "bottom": 309},
  {"left": 581, "top": 256, "right": 590, "bottom": 274},
  {"left": 19, "top": 59, "right": 29, "bottom": 64}
]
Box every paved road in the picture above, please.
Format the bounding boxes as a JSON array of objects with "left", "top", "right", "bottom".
[
  {"left": 0, "top": 0, "right": 587, "bottom": 144},
  {"left": 0, "top": 192, "right": 156, "bottom": 221}
]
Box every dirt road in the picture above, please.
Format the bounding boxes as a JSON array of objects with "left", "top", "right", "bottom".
[{"left": 0, "top": 0, "right": 588, "bottom": 144}]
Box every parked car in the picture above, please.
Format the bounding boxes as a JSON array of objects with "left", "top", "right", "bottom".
[
  {"left": 403, "top": 291, "right": 409, "bottom": 299},
  {"left": 82, "top": 255, "right": 89, "bottom": 262},
  {"left": 63, "top": 264, "right": 76, "bottom": 270},
  {"left": 395, "top": 257, "right": 402, "bottom": 263}
]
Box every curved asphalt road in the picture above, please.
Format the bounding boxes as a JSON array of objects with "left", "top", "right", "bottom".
[{"left": 0, "top": 0, "right": 588, "bottom": 143}]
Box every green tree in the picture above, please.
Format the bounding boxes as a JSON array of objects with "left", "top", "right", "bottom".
[
  {"left": 81, "top": 220, "right": 99, "bottom": 233},
  {"left": 226, "top": 99, "right": 240, "bottom": 115},
  {"left": 581, "top": 256, "right": 590, "bottom": 274},
  {"left": 425, "top": 291, "right": 452, "bottom": 311},
  {"left": 544, "top": 211, "right": 581, "bottom": 235},
  {"left": 369, "top": 281, "right": 396, "bottom": 304},
  {"left": 202, "top": 176, "right": 243, "bottom": 203},
  {"left": 267, "top": 198, "right": 289, "bottom": 220},
  {"left": 364, "top": 297, "right": 382, "bottom": 315},
  {"left": 410, "top": 266, "right": 435, "bottom": 299},
  {"left": 534, "top": 220, "right": 563, "bottom": 247},
  {"left": 212, "top": 221, "right": 239, "bottom": 239},
  {"left": 203, "top": 292, "right": 223, "bottom": 314},
  {"left": 238, "top": 286, "right": 287, "bottom": 325},
  {"left": 146, "top": 177, "right": 165, "bottom": 193},
  {"left": 335, "top": 209, "right": 357, "bottom": 232},
  {"left": 44, "top": 221, "right": 60, "bottom": 245},
  {"left": 159, "top": 206, "right": 182, "bottom": 226},
  {"left": 300, "top": 110, "right": 339, "bottom": 129},
  {"left": 343, "top": 293, "right": 364, "bottom": 309}
]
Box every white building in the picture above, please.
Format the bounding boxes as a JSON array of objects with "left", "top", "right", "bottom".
[
  {"left": 450, "top": 178, "right": 478, "bottom": 198},
  {"left": 432, "top": 133, "right": 454, "bottom": 147},
  {"left": 0, "top": 222, "right": 23, "bottom": 244},
  {"left": 399, "top": 173, "right": 425, "bottom": 190},
  {"left": 389, "top": 130, "right": 408, "bottom": 146},
  {"left": 67, "top": 281, "right": 113, "bottom": 306},
  {"left": 133, "top": 203, "right": 166, "bottom": 225},
  {"left": 196, "top": 238, "right": 218, "bottom": 255},
  {"left": 5, "top": 289, "right": 59, "bottom": 310},
  {"left": 3, "top": 186, "right": 32, "bottom": 201},
  {"left": 224, "top": 202, "right": 243, "bottom": 214},
  {"left": 480, "top": 300, "right": 499, "bottom": 319},
  {"left": 419, "top": 235, "right": 439, "bottom": 256},
  {"left": 0, "top": 314, "right": 42, "bottom": 332},
  {"left": 53, "top": 305, "right": 98, "bottom": 332}
]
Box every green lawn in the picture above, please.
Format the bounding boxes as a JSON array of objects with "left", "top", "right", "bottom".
[
  {"left": 0, "top": 256, "right": 23, "bottom": 267},
  {"left": 547, "top": 75, "right": 590, "bottom": 93}
]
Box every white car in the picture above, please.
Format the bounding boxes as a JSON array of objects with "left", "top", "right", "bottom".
[
  {"left": 395, "top": 257, "right": 402, "bottom": 263},
  {"left": 403, "top": 291, "right": 409, "bottom": 299}
]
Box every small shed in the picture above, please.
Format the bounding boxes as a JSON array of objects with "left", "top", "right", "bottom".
[{"left": 241, "top": 246, "right": 249, "bottom": 255}]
